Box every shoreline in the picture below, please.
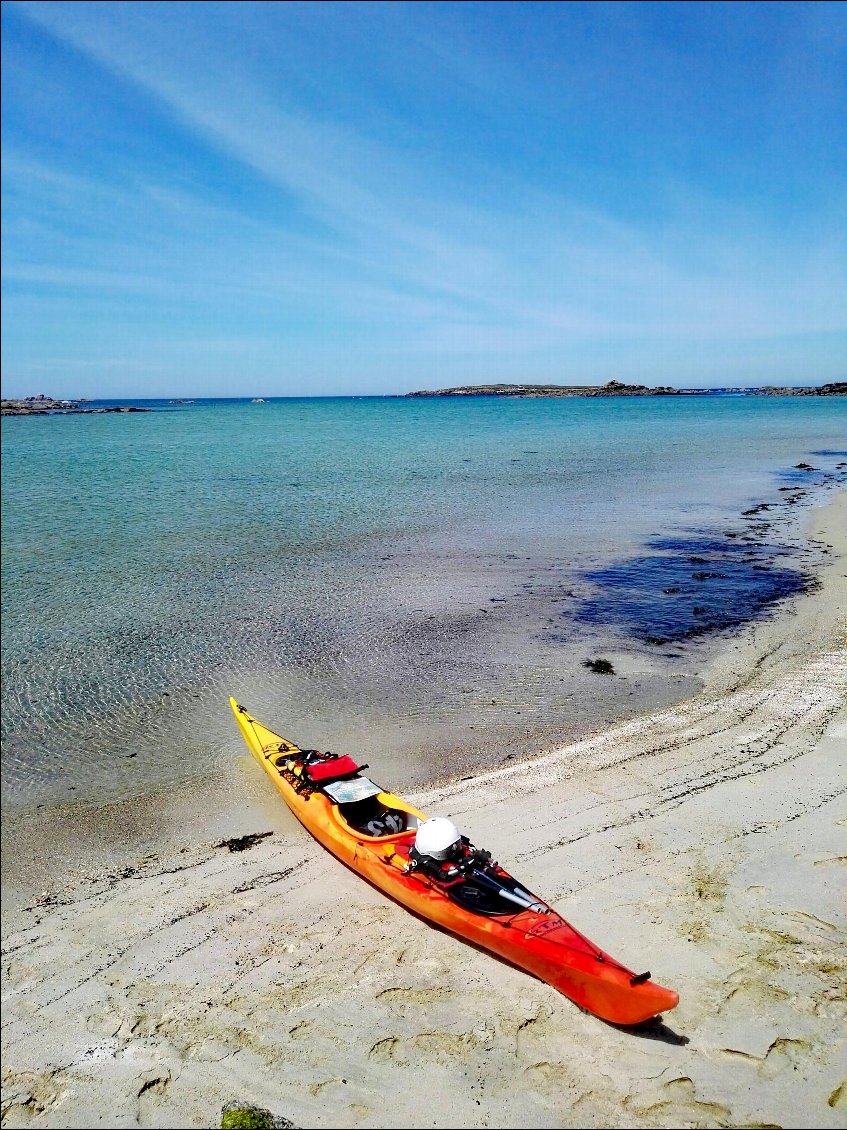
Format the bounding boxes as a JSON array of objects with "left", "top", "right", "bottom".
[
  {"left": 3, "top": 448, "right": 842, "bottom": 825},
  {"left": 0, "top": 475, "right": 836, "bottom": 907},
  {"left": 1, "top": 493, "right": 845, "bottom": 1128}
]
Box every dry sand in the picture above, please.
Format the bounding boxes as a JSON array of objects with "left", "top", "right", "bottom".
[{"left": 2, "top": 495, "right": 845, "bottom": 1129}]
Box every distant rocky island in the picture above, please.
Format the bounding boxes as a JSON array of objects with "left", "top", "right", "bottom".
[
  {"left": 407, "top": 380, "right": 847, "bottom": 398},
  {"left": 1, "top": 394, "right": 151, "bottom": 416}
]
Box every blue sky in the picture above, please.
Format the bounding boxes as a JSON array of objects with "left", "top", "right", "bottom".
[{"left": 2, "top": 1, "right": 845, "bottom": 397}]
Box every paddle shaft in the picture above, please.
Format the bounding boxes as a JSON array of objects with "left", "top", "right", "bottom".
[{"left": 470, "top": 868, "right": 547, "bottom": 913}]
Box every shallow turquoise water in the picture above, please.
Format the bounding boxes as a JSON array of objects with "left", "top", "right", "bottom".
[{"left": 2, "top": 395, "right": 845, "bottom": 808}]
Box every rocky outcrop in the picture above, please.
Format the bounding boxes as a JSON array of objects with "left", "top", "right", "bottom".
[
  {"left": 407, "top": 380, "right": 847, "bottom": 398},
  {"left": 2, "top": 395, "right": 151, "bottom": 416},
  {"left": 407, "top": 380, "right": 681, "bottom": 397},
  {"left": 757, "top": 382, "right": 846, "bottom": 396}
]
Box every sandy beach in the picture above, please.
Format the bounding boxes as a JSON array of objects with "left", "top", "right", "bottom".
[{"left": 2, "top": 493, "right": 845, "bottom": 1129}]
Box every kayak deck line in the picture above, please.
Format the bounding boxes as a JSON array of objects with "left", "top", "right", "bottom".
[{"left": 229, "top": 697, "right": 679, "bottom": 1026}]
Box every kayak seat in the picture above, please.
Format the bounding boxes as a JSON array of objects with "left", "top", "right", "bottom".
[{"left": 339, "top": 795, "right": 417, "bottom": 838}]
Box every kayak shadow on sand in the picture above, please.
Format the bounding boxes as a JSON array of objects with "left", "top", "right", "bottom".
[{"left": 614, "top": 1015, "right": 689, "bottom": 1045}]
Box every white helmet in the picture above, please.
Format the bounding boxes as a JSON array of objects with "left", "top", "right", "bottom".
[{"left": 414, "top": 817, "right": 462, "bottom": 861}]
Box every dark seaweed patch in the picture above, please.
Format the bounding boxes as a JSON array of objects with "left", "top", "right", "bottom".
[
  {"left": 215, "top": 831, "right": 274, "bottom": 852},
  {"left": 573, "top": 533, "right": 808, "bottom": 645},
  {"left": 778, "top": 466, "right": 829, "bottom": 485},
  {"left": 583, "top": 657, "right": 615, "bottom": 674}
]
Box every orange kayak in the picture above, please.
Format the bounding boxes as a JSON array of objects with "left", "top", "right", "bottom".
[{"left": 230, "top": 698, "right": 678, "bottom": 1026}]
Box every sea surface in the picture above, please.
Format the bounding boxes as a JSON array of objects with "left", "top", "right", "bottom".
[{"left": 2, "top": 395, "right": 845, "bottom": 810}]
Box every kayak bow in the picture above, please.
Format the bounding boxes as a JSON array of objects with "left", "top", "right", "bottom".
[{"left": 230, "top": 698, "right": 678, "bottom": 1026}]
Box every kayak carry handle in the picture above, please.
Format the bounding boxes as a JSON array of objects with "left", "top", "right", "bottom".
[{"left": 630, "top": 971, "right": 651, "bottom": 986}]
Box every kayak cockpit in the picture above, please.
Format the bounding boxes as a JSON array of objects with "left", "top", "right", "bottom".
[
  {"left": 265, "top": 743, "right": 425, "bottom": 842},
  {"left": 332, "top": 789, "right": 423, "bottom": 840},
  {"left": 319, "top": 776, "right": 423, "bottom": 840}
]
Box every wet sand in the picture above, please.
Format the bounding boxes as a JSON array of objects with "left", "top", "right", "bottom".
[{"left": 1, "top": 494, "right": 845, "bottom": 1129}]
